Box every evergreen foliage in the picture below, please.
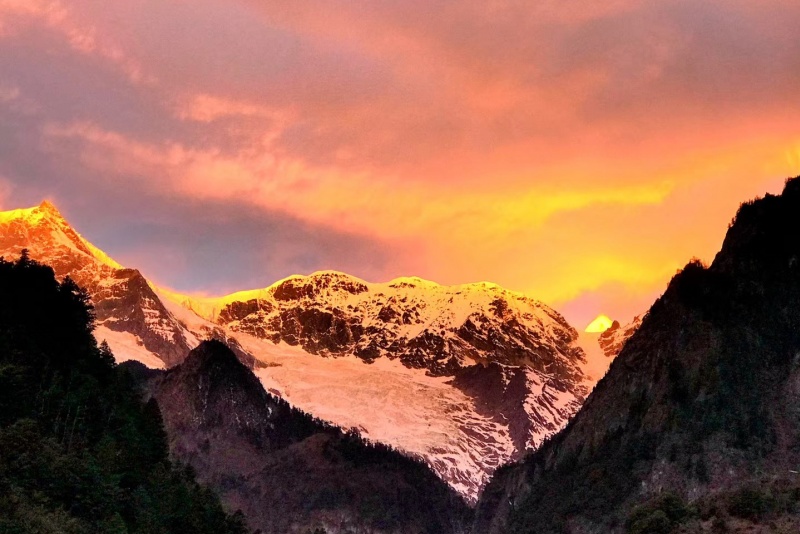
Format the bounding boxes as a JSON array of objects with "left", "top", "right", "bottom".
[{"left": 0, "top": 253, "right": 248, "bottom": 534}]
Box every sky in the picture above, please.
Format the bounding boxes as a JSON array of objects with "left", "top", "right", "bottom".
[{"left": 0, "top": 0, "right": 798, "bottom": 329}]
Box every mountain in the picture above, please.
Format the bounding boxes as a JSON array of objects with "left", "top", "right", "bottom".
[
  {"left": 172, "top": 273, "right": 586, "bottom": 379},
  {"left": 128, "top": 340, "right": 471, "bottom": 534},
  {"left": 475, "top": 176, "right": 800, "bottom": 533},
  {"left": 0, "top": 254, "right": 248, "bottom": 534},
  {"left": 0, "top": 202, "right": 198, "bottom": 367},
  {"left": 166, "top": 272, "right": 590, "bottom": 499},
  {"left": 597, "top": 316, "right": 642, "bottom": 359},
  {"left": 0, "top": 201, "right": 592, "bottom": 500}
]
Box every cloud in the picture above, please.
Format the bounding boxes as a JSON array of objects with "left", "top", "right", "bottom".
[
  {"left": 175, "top": 93, "right": 290, "bottom": 124},
  {"left": 0, "top": 0, "right": 156, "bottom": 85},
  {"left": 1, "top": 0, "right": 800, "bottom": 325},
  {"left": 0, "top": 85, "right": 19, "bottom": 103},
  {"left": 42, "top": 120, "right": 674, "bottom": 242}
]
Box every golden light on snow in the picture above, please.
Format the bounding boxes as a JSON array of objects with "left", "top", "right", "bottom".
[{"left": 585, "top": 315, "right": 614, "bottom": 333}]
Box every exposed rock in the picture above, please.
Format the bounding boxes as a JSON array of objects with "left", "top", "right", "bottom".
[{"left": 597, "top": 315, "right": 642, "bottom": 359}]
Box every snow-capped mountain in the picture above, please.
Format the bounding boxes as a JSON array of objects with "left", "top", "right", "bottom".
[
  {"left": 170, "top": 272, "right": 587, "bottom": 381},
  {"left": 0, "top": 202, "right": 199, "bottom": 367},
  {"left": 0, "top": 201, "right": 591, "bottom": 501},
  {"left": 598, "top": 315, "right": 643, "bottom": 358},
  {"left": 162, "top": 272, "right": 590, "bottom": 497}
]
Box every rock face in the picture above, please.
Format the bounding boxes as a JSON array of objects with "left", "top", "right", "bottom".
[
  {"left": 0, "top": 202, "right": 197, "bottom": 367},
  {"left": 475, "top": 177, "right": 800, "bottom": 533},
  {"left": 0, "top": 201, "right": 591, "bottom": 501},
  {"left": 136, "top": 340, "right": 472, "bottom": 534},
  {"left": 172, "top": 273, "right": 590, "bottom": 499},
  {"left": 181, "top": 273, "right": 587, "bottom": 381},
  {"left": 597, "top": 315, "right": 642, "bottom": 359}
]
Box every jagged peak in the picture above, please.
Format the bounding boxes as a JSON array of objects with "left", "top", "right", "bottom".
[
  {"left": 0, "top": 201, "right": 124, "bottom": 270},
  {"left": 38, "top": 199, "right": 62, "bottom": 217},
  {"left": 0, "top": 200, "right": 67, "bottom": 226}
]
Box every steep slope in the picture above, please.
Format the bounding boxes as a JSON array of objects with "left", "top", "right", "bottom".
[
  {"left": 0, "top": 201, "right": 592, "bottom": 500},
  {"left": 476, "top": 176, "right": 800, "bottom": 533},
  {"left": 0, "top": 254, "right": 247, "bottom": 534},
  {"left": 165, "top": 273, "right": 590, "bottom": 499},
  {"left": 597, "top": 316, "right": 642, "bottom": 359},
  {"left": 0, "top": 202, "right": 197, "bottom": 367},
  {"left": 138, "top": 340, "right": 471, "bottom": 534}
]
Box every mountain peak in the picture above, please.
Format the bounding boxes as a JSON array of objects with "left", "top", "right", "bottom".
[
  {"left": 183, "top": 339, "right": 241, "bottom": 370},
  {"left": 0, "top": 201, "right": 124, "bottom": 271},
  {"left": 0, "top": 200, "right": 68, "bottom": 228},
  {"left": 38, "top": 199, "right": 62, "bottom": 216}
]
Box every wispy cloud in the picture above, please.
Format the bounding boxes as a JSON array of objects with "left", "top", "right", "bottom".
[{"left": 0, "top": 0, "right": 798, "bottom": 326}]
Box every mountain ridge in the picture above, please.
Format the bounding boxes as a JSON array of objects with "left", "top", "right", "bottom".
[
  {"left": 0, "top": 200, "right": 597, "bottom": 501},
  {"left": 475, "top": 175, "right": 800, "bottom": 532}
]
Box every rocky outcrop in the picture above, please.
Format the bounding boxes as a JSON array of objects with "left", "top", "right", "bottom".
[{"left": 597, "top": 315, "right": 642, "bottom": 359}]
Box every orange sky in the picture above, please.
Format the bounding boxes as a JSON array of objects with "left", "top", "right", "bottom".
[{"left": 0, "top": 0, "right": 799, "bottom": 328}]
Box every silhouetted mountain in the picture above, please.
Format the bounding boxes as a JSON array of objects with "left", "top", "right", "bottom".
[
  {"left": 0, "top": 253, "right": 247, "bottom": 533},
  {"left": 132, "top": 340, "right": 472, "bottom": 534},
  {"left": 475, "top": 176, "right": 800, "bottom": 533}
]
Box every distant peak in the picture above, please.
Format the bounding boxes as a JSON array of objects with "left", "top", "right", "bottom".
[
  {"left": 0, "top": 201, "right": 63, "bottom": 226},
  {"left": 36, "top": 200, "right": 66, "bottom": 221},
  {"left": 0, "top": 201, "right": 124, "bottom": 270}
]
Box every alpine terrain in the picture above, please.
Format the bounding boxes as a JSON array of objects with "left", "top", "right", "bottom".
[
  {"left": 475, "top": 177, "right": 800, "bottom": 533},
  {"left": 127, "top": 340, "right": 471, "bottom": 534},
  {"left": 0, "top": 201, "right": 596, "bottom": 501}
]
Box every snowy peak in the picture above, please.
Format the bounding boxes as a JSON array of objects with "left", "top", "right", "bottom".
[
  {"left": 0, "top": 201, "right": 122, "bottom": 270},
  {"left": 597, "top": 315, "right": 642, "bottom": 359},
  {"left": 157, "top": 269, "right": 592, "bottom": 499},
  {"left": 169, "top": 270, "right": 586, "bottom": 381},
  {"left": 271, "top": 271, "right": 370, "bottom": 301},
  {"left": 37, "top": 199, "right": 63, "bottom": 219},
  {"left": 0, "top": 202, "right": 196, "bottom": 368}
]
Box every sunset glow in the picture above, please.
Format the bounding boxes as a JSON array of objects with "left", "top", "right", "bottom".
[
  {"left": 1, "top": 1, "right": 799, "bottom": 328},
  {"left": 585, "top": 315, "right": 614, "bottom": 334}
]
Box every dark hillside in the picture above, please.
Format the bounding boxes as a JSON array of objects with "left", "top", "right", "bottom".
[
  {"left": 476, "top": 177, "right": 800, "bottom": 533},
  {"left": 0, "top": 252, "right": 248, "bottom": 534}
]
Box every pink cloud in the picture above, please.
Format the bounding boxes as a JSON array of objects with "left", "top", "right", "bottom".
[{"left": 3, "top": 0, "right": 800, "bottom": 325}]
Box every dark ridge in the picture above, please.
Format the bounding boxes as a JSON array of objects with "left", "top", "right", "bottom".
[
  {"left": 148, "top": 339, "right": 472, "bottom": 534},
  {"left": 475, "top": 176, "right": 800, "bottom": 533},
  {"left": 0, "top": 253, "right": 248, "bottom": 533}
]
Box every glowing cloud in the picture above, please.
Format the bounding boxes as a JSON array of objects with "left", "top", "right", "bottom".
[
  {"left": 585, "top": 315, "right": 615, "bottom": 333},
  {"left": 0, "top": 0, "right": 798, "bottom": 328}
]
